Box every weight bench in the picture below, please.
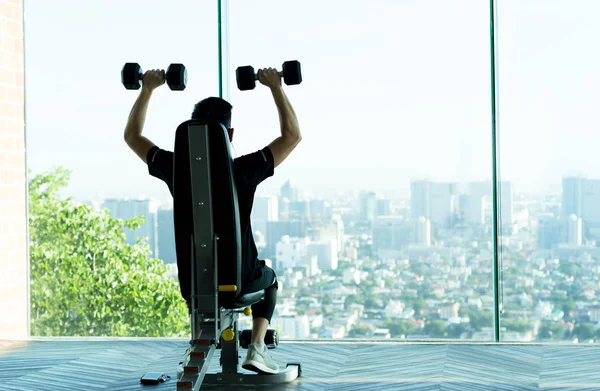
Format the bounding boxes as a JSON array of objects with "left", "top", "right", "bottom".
[{"left": 172, "top": 119, "right": 301, "bottom": 390}]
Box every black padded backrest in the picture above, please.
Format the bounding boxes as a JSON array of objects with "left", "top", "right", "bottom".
[{"left": 173, "top": 119, "right": 242, "bottom": 304}]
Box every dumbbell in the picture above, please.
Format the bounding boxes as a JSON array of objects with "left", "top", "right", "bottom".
[
  {"left": 121, "top": 63, "right": 187, "bottom": 91},
  {"left": 239, "top": 329, "right": 279, "bottom": 349},
  {"left": 235, "top": 60, "right": 302, "bottom": 91}
]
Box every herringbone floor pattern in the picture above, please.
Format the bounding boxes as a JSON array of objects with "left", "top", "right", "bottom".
[{"left": 0, "top": 340, "right": 599, "bottom": 390}]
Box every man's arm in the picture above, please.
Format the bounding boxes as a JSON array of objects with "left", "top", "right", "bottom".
[
  {"left": 258, "top": 68, "right": 302, "bottom": 169},
  {"left": 124, "top": 70, "right": 165, "bottom": 163}
]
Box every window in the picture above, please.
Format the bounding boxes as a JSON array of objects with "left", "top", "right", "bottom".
[
  {"left": 25, "top": 0, "right": 217, "bottom": 337},
  {"left": 498, "top": 0, "right": 600, "bottom": 342},
  {"left": 232, "top": 0, "right": 494, "bottom": 340}
]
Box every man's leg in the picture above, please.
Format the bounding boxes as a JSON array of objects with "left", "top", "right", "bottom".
[
  {"left": 250, "top": 281, "right": 278, "bottom": 344},
  {"left": 241, "top": 267, "right": 279, "bottom": 374}
]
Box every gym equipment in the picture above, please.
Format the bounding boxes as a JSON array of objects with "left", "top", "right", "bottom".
[
  {"left": 121, "top": 62, "right": 187, "bottom": 91},
  {"left": 236, "top": 60, "right": 302, "bottom": 91},
  {"left": 172, "top": 118, "right": 301, "bottom": 390},
  {"left": 239, "top": 329, "right": 279, "bottom": 350}
]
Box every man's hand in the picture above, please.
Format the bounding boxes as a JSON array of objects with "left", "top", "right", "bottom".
[
  {"left": 257, "top": 68, "right": 282, "bottom": 89},
  {"left": 142, "top": 69, "right": 165, "bottom": 92}
]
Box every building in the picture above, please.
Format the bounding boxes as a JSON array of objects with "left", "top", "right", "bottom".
[
  {"left": 307, "top": 239, "right": 338, "bottom": 271},
  {"left": 411, "top": 180, "right": 456, "bottom": 230},
  {"left": 272, "top": 315, "right": 310, "bottom": 339},
  {"left": 567, "top": 214, "right": 583, "bottom": 246},
  {"left": 466, "top": 181, "right": 514, "bottom": 227},
  {"left": 372, "top": 216, "right": 412, "bottom": 255},
  {"left": 439, "top": 302, "right": 460, "bottom": 320},
  {"left": 562, "top": 176, "right": 600, "bottom": 240},
  {"left": 252, "top": 195, "right": 279, "bottom": 236},
  {"left": 280, "top": 179, "right": 299, "bottom": 202},
  {"left": 359, "top": 191, "right": 377, "bottom": 222},
  {"left": 416, "top": 217, "right": 431, "bottom": 246},
  {"left": 103, "top": 198, "right": 158, "bottom": 256},
  {"left": 157, "top": 207, "right": 176, "bottom": 264},
  {"left": 307, "top": 219, "right": 344, "bottom": 256},
  {"left": 265, "top": 220, "right": 306, "bottom": 258},
  {"left": 275, "top": 236, "right": 310, "bottom": 269},
  {"left": 537, "top": 216, "right": 562, "bottom": 250}
]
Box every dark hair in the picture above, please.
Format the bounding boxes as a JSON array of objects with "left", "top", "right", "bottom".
[{"left": 191, "top": 97, "right": 232, "bottom": 128}]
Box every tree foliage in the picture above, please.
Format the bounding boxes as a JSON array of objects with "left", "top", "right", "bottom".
[{"left": 29, "top": 168, "right": 189, "bottom": 337}]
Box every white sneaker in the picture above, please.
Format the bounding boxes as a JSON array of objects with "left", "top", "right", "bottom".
[{"left": 241, "top": 343, "right": 279, "bottom": 374}]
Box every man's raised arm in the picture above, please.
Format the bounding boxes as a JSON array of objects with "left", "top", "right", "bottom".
[
  {"left": 124, "top": 70, "right": 164, "bottom": 163},
  {"left": 258, "top": 68, "right": 302, "bottom": 169}
]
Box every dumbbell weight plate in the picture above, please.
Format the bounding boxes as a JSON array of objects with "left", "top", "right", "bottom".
[
  {"left": 166, "top": 63, "right": 187, "bottom": 91},
  {"left": 239, "top": 329, "right": 252, "bottom": 349},
  {"left": 282, "top": 60, "right": 302, "bottom": 86},
  {"left": 236, "top": 65, "right": 257, "bottom": 91},
  {"left": 265, "top": 329, "right": 279, "bottom": 349},
  {"left": 122, "top": 63, "right": 143, "bottom": 90}
]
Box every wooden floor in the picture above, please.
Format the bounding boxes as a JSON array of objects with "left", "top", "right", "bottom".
[{"left": 0, "top": 339, "right": 599, "bottom": 390}]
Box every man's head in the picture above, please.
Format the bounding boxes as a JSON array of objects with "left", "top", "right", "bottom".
[{"left": 191, "top": 97, "right": 234, "bottom": 141}]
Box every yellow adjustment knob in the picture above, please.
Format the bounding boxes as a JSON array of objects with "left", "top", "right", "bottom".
[
  {"left": 243, "top": 307, "right": 252, "bottom": 316},
  {"left": 222, "top": 328, "right": 235, "bottom": 341}
]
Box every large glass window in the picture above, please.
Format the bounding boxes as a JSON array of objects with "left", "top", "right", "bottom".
[
  {"left": 230, "top": 0, "right": 495, "bottom": 340},
  {"left": 25, "top": 0, "right": 218, "bottom": 336},
  {"left": 498, "top": 0, "right": 600, "bottom": 342}
]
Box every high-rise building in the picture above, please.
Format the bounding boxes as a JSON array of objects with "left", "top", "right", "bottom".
[
  {"left": 157, "top": 207, "right": 176, "bottom": 264},
  {"left": 307, "top": 239, "right": 338, "bottom": 271},
  {"left": 372, "top": 216, "right": 412, "bottom": 254},
  {"left": 582, "top": 179, "right": 600, "bottom": 228},
  {"left": 377, "top": 197, "right": 391, "bottom": 217},
  {"left": 464, "top": 181, "right": 513, "bottom": 227},
  {"left": 309, "top": 198, "right": 331, "bottom": 221},
  {"left": 103, "top": 198, "right": 158, "bottom": 256},
  {"left": 411, "top": 180, "right": 431, "bottom": 221},
  {"left": 411, "top": 180, "right": 455, "bottom": 229},
  {"left": 567, "top": 214, "right": 583, "bottom": 246},
  {"left": 429, "top": 182, "right": 455, "bottom": 229},
  {"left": 562, "top": 176, "right": 584, "bottom": 220},
  {"left": 252, "top": 195, "right": 279, "bottom": 237},
  {"left": 561, "top": 176, "right": 600, "bottom": 240},
  {"left": 537, "top": 216, "right": 562, "bottom": 250},
  {"left": 275, "top": 236, "right": 310, "bottom": 269},
  {"left": 289, "top": 201, "right": 311, "bottom": 222},
  {"left": 280, "top": 179, "right": 299, "bottom": 202},
  {"left": 416, "top": 216, "right": 431, "bottom": 246},
  {"left": 265, "top": 220, "right": 306, "bottom": 258},
  {"left": 307, "top": 219, "right": 345, "bottom": 256},
  {"left": 359, "top": 191, "right": 377, "bottom": 222}
]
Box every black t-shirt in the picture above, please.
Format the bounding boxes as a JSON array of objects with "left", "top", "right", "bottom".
[{"left": 147, "top": 145, "right": 274, "bottom": 282}]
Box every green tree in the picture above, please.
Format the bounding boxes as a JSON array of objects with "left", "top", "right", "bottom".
[
  {"left": 470, "top": 311, "right": 493, "bottom": 331},
  {"left": 447, "top": 323, "right": 467, "bottom": 338},
  {"left": 573, "top": 322, "right": 596, "bottom": 341},
  {"left": 502, "top": 319, "right": 531, "bottom": 333},
  {"left": 424, "top": 320, "right": 446, "bottom": 338},
  {"left": 348, "top": 324, "right": 370, "bottom": 338},
  {"left": 383, "top": 318, "right": 416, "bottom": 337},
  {"left": 29, "top": 168, "right": 189, "bottom": 337},
  {"left": 538, "top": 322, "right": 566, "bottom": 341}
]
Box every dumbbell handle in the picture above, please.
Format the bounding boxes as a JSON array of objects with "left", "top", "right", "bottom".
[
  {"left": 136, "top": 70, "right": 166, "bottom": 81},
  {"left": 253, "top": 70, "right": 284, "bottom": 81}
]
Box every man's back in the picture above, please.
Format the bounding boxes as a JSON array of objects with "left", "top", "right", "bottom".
[{"left": 147, "top": 145, "right": 274, "bottom": 281}]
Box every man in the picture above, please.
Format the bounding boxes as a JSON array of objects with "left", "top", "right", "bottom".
[{"left": 123, "top": 68, "right": 302, "bottom": 374}]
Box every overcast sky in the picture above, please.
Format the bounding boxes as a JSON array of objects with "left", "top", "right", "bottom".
[{"left": 23, "top": 0, "right": 600, "bottom": 203}]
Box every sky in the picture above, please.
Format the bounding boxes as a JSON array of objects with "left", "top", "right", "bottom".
[{"left": 22, "top": 0, "right": 600, "bottom": 204}]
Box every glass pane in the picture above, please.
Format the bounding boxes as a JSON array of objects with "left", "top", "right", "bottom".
[
  {"left": 230, "top": 0, "right": 494, "bottom": 340},
  {"left": 25, "top": 0, "right": 218, "bottom": 336},
  {"left": 498, "top": 0, "right": 600, "bottom": 342}
]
